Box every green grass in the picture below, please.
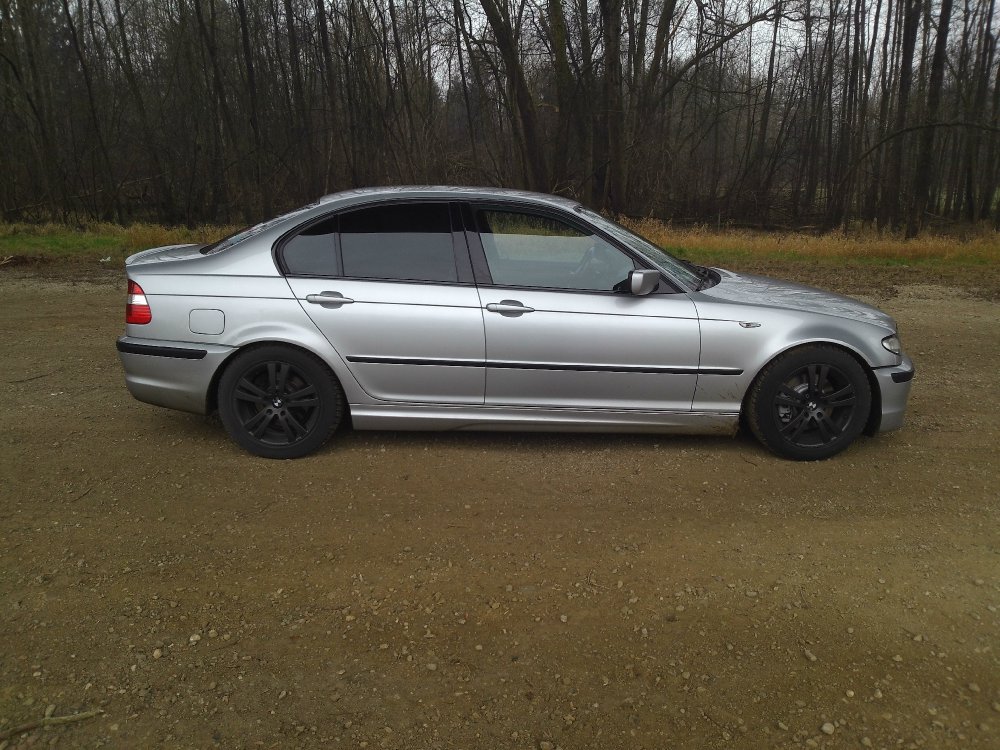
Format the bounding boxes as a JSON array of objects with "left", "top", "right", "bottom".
[
  {"left": 0, "top": 219, "right": 997, "bottom": 268},
  {"left": 0, "top": 229, "right": 120, "bottom": 260},
  {"left": 0, "top": 223, "right": 236, "bottom": 264}
]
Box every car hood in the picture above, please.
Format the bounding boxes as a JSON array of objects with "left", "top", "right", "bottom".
[
  {"left": 699, "top": 269, "right": 896, "bottom": 329},
  {"left": 125, "top": 244, "right": 204, "bottom": 266}
]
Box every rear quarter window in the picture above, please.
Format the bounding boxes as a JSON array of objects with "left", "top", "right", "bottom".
[{"left": 282, "top": 217, "right": 340, "bottom": 276}]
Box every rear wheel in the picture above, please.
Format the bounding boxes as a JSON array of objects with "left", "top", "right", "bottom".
[
  {"left": 218, "top": 345, "right": 343, "bottom": 458},
  {"left": 747, "top": 345, "right": 871, "bottom": 460}
]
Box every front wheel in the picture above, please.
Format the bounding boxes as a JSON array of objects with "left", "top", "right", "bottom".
[
  {"left": 218, "top": 345, "right": 344, "bottom": 458},
  {"left": 747, "top": 345, "right": 872, "bottom": 460}
]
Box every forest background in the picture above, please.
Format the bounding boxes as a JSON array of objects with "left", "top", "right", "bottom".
[{"left": 1, "top": 0, "right": 998, "bottom": 241}]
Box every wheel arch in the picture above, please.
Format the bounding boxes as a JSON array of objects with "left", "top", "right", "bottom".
[
  {"left": 739, "top": 340, "right": 880, "bottom": 433},
  {"left": 205, "top": 339, "right": 350, "bottom": 418}
]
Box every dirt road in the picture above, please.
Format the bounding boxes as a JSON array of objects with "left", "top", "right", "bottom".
[{"left": 1, "top": 266, "right": 997, "bottom": 749}]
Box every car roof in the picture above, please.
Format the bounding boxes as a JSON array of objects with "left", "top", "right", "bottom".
[{"left": 316, "top": 185, "right": 582, "bottom": 211}]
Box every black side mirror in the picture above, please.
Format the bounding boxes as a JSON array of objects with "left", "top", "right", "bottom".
[{"left": 629, "top": 269, "right": 660, "bottom": 296}]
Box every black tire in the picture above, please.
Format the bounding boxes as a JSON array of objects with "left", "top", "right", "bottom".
[
  {"left": 747, "top": 345, "right": 871, "bottom": 461},
  {"left": 218, "top": 345, "right": 344, "bottom": 459}
]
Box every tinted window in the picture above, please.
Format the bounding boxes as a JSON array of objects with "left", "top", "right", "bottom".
[
  {"left": 283, "top": 217, "right": 339, "bottom": 275},
  {"left": 340, "top": 203, "right": 457, "bottom": 282},
  {"left": 477, "top": 210, "right": 634, "bottom": 291}
]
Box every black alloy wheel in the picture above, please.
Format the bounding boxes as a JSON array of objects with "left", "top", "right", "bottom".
[
  {"left": 748, "top": 345, "right": 872, "bottom": 460},
  {"left": 218, "top": 345, "right": 343, "bottom": 458}
]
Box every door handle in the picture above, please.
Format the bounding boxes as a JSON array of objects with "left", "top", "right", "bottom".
[
  {"left": 305, "top": 292, "right": 355, "bottom": 307},
  {"left": 485, "top": 300, "right": 535, "bottom": 316}
]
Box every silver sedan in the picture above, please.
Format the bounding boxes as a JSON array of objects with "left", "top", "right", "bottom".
[{"left": 116, "top": 187, "right": 914, "bottom": 460}]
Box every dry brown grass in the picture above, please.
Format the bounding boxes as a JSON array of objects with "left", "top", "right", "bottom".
[
  {"left": 1, "top": 218, "right": 997, "bottom": 266},
  {"left": 620, "top": 217, "right": 1000, "bottom": 264},
  {"left": 108, "top": 222, "right": 239, "bottom": 252}
]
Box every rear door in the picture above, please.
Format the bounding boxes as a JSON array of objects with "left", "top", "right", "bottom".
[
  {"left": 282, "top": 201, "right": 486, "bottom": 403},
  {"left": 466, "top": 204, "right": 701, "bottom": 411}
]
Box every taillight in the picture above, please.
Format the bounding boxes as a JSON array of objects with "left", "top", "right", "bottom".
[{"left": 126, "top": 279, "right": 152, "bottom": 324}]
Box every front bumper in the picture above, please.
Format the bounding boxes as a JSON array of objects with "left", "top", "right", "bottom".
[
  {"left": 117, "top": 336, "right": 236, "bottom": 414},
  {"left": 872, "top": 353, "right": 915, "bottom": 432}
]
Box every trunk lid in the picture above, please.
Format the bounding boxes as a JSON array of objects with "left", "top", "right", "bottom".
[{"left": 125, "top": 244, "right": 205, "bottom": 266}]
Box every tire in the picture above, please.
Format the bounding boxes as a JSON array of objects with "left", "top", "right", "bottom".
[
  {"left": 747, "top": 345, "right": 872, "bottom": 461},
  {"left": 218, "top": 345, "right": 344, "bottom": 459}
]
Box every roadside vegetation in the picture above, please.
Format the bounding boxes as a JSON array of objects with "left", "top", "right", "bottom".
[
  {"left": 1, "top": 219, "right": 996, "bottom": 269},
  {"left": 619, "top": 218, "right": 1000, "bottom": 267},
  {"left": 0, "top": 223, "right": 238, "bottom": 265}
]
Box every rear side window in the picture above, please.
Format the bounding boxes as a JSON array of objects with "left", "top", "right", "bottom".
[
  {"left": 282, "top": 217, "right": 339, "bottom": 276},
  {"left": 340, "top": 203, "right": 457, "bottom": 282}
]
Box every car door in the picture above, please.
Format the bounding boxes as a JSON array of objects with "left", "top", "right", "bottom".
[
  {"left": 466, "top": 204, "right": 701, "bottom": 411},
  {"left": 282, "top": 201, "right": 486, "bottom": 404}
]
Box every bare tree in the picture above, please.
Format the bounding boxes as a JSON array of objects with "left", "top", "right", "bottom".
[{"left": 0, "top": 0, "right": 995, "bottom": 232}]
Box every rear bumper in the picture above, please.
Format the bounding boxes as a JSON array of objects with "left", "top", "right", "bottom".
[
  {"left": 117, "top": 336, "right": 235, "bottom": 414},
  {"left": 873, "top": 354, "right": 915, "bottom": 432}
]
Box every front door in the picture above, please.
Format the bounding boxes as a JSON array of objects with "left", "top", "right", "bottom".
[{"left": 468, "top": 206, "right": 701, "bottom": 411}]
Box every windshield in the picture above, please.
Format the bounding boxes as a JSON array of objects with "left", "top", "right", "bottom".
[
  {"left": 200, "top": 203, "right": 319, "bottom": 255},
  {"left": 574, "top": 207, "right": 704, "bottom": 291}
]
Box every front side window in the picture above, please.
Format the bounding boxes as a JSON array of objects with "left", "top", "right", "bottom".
[
  {"left": 339, "top": 203, "right": 457, "bottom": 282},
  {"left": 574, "top": 206, "right": 703, "bottom": 291},
  {"left": 476, "top": 209, "right": 634, "bottom": 292}
]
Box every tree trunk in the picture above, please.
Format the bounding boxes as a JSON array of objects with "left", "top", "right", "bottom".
[
  {"left": 479, "top": 0, "right": 550, "bottom": 192},
  {"left": 881, "top": 0, "right": 921, "bottom": 229},
  {"left": 906, "top": 0, "right": 953, "bottom": 236}
]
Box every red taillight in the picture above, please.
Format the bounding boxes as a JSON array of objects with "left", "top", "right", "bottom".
[{"left": 126, "top": 279, "right": 152, "bottom": 324}]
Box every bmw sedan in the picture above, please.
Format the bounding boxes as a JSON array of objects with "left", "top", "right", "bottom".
[{"left": 116, "top": 187, "right": 914, "bottom": 460}]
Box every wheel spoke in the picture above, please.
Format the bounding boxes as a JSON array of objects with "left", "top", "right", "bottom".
[
  {"left": 276, "top": 363, "right": 289, "bottom": 395},
  {"left": 817, "top": 364, "right": 829, "bottom": 391},
  {"left": 243, "top": 409, "right": 274, "bottom": 438},
  {"left": 285, "top": 411, "right": 309, "bottom": 439},
  {"left": 815, "top": 415, "right": 836, "bottom": 443},
  {"left": 789, "top": 414, "right": 811, "bottom": 440},
  {"left": 806, "top": 364, "right": 820, "bottom": 395},
  {"left": 235, "top": 378, "right": 266, "bottom": 402},
  {"left": 780, "top": 411, "right": 807, "bottom": 436},
  {"left": 266, "top": 362, "right": 277, "bottom": 391},
  {"left": 276, "top": 412, "right": 307, "bottom": 442},
  {"left": 776, "top": 385, "right": 806, "bottom": 407},
  {"left": 285, "top": 384, "right": 318, "bottom": 408},
  {"left": 274, "top": 414, "right": 291, "bottom": 442},
  {"left": 825, "top": 384, "right": 856, "bottom": 408}
]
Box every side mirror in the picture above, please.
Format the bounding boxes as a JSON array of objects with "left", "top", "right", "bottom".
[{"left": 629, "top": 269, "right": 660, "bottom": 296}]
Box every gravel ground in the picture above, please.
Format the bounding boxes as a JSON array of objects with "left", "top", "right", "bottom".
[{"left": 1, "top": 266, "right": 998, "bottom": 749}]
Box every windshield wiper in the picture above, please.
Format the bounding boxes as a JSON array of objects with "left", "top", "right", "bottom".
[{"left": 682, "top": 259, "right": 712, "bottom": 291}]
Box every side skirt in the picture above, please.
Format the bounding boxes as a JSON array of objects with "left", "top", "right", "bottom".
[{"left": 349, "top": 403, "right": 740, "bottom": 435}]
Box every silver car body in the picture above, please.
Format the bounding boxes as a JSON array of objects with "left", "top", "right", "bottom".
[{"left": 117, "top": 187, "right": 913, "bottom": 439}]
